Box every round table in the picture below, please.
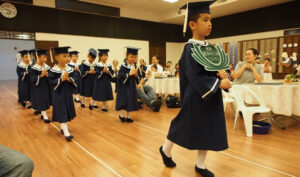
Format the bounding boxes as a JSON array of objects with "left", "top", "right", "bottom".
[
  {"left": 243, "top": 82, "right": 300, "bottom": 116},
  {"left": 146, "top": 77, "right": 180, "bottom": 95}
]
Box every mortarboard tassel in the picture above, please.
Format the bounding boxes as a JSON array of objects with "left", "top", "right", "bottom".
[
  {"left": 183, "top": 2, "right": 189, "bottom": 36},
  {"left": 49, "top": 47, "right": 54, "bottom": 63}
]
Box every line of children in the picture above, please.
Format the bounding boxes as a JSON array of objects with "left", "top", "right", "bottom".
[{"left": 92, "top": 49, "right": 114, "bottom": 112}]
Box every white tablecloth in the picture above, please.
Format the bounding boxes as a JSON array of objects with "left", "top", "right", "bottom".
[
  {"left": 146, "top": 77, "right": 180, "bottom": 95},
  {"left": 243, "top": 83, "right": 300, "bottom": 116}
]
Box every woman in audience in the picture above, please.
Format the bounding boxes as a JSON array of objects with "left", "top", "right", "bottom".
[
  {"left": 263, "top": 58, "right": 272, "bottom": 73},
  {"left": 232, "top": 48, "right": 263, "bottom": 84}
]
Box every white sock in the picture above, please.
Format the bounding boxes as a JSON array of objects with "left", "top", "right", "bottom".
[
  {"left": 81, "top": 97, "right": 85, "bottom": 104},
  {"left": 75, "top": 95, "right": 80, "bottom": 100},
  {"left": 90, "top": 100, "right": 95, "bottom": 106},
  {"left": 60, "top": 123, "right": 70, "bottom": 137},
  {"left": 162, "top": 139, "right": 174, "bottom": 158},
  {"left": 102, "top": 102, "right": 106, "bottom": 109},
  {"left": 196, "top": 150, "right": 208, "bottom": 169},
  {"left": 41, "top": 111, "right": 48, "bottom": 120},
  {"left": 119, "top": 110, "right": 125, "bottom": 117},
  {"left": 26, "top": 101, "right": 31, "bottom": 107},
  {"left": 126, "top": 111, "right": 131, "bottom": 118}
]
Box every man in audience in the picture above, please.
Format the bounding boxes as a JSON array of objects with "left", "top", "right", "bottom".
[
  {"left": 139, "top": 59, "right": 147, "bottom": 78},
  {"left": 0, "top": 144, "right": 34, "bottom": 177},
  {"left": 146, "top": 56, "right": 163, "bottom": 76},
  {"left": 232, "top": 48, "right": 263, "bottom": 84},
  {"left": 135, "top": 58, "right": 162, "bottom": 112}
]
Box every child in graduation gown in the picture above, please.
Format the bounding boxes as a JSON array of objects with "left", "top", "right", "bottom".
[
  {"left": 48, "top": 47, "right": 78, "bottom": 141},
  {"left": 80, "top": 48, "right": 97, "bottom": 109},
  {"left": 159, "top": 1, "right": 232, "bottom": 177},
  {"left": 115, "top": 47, "right": 140, "bottom": 123},
  {"left": 16, "top": 50, "right": 32, "bottom": 108},
  {"left": 92, "top": 49, "right": 114, "bottom": 112},
  {"left": 28, "top": 49, "right": 38, "bottom": 113},
  {"left": 68, "top": 51, "right": 82, "bottom": 103},
  {"left": 29, "top": 49, "right": 51, "bottom": 123}
]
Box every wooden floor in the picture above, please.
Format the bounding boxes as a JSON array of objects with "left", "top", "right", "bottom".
[{"left": 0, "top": 80, "right": 300, "bottom": 177}]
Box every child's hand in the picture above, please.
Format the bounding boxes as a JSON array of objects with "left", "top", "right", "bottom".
[
  {"left": 217, "top": 70, "right": 228, "bottom": 80},
  {"left": 129, "top": 69, "right": 138, "bottom": 76},
  {"left": 89, "top": 69, "right": 95, "bottom": 74},
  {"left": 219, "top": 78, "right": 231, "bottom": 89},
  {"left": 75, "top": 67, "right": 79, "bottom": 71},
  {"left": 62, "top": 72, "right": 69, "bottom": 81}
]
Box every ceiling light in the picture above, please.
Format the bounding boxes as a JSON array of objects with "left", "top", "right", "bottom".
[{"left": 163, "top": 0, "right": 178, "bottom": 3}]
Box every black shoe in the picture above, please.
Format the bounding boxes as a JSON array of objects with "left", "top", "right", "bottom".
[
  {"left": 89, "top": 104, "right": 93, "bottom": 110},
  {"left": 154, "top": 100, "right": 162, "bottom": 112},
  {"left": 22, "top": 102, "right": 26, "bottom": 107},
  {"left": 60, "top": 129, "right": 64, "bottom": 135},
  {"left": 65, "top": 135, "right": 74, "bottom": 142},
  {"left": 119, "top": 115, "right": 126, "bottom": 123},
  {"left": 93, "top": 105, "right": 99, "bottom": 109},
  {"left": 159, "top": 146, "right": 176, "bottom": 168},
  {"left": 34, "top": 110, "right": 41, "bottom": 115},
  {"left": 74, "top": 99, "right": 81, "bottom": 103},
  {"left": 126, "top": 118, "right": 134, "bottom": 123},
  {"left": 41, "top": 115, "right": 43, "bottom": 120},
  {"left": 195, "top": 166, "right": 214, "bottom": 177},
  {"left": 81, "top": 103, "right": 85, "bottom": 108},
  {"left": 44, "top": 119, "right": 51, "bottom": 124},
  {"left": 101, "top": 108, "right": 108, "bottom": 112},
  {"left": 27, "top": 105, "right": 32, "bottom": 109}
]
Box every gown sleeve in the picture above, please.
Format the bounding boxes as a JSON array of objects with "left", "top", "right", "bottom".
[
  {"left": 17, "top": 66, "right": 27, "bottom": 81},
  {"left": 118, "top": 65, "right": 130, "bottom": 84},
  {"left": 48, "top": 70, "right": 62, "bottom": 91},
  {"left": 80, "top": 64, "right": 89, "bottom": 78},
  {"left": 183, "top": 47, "right": 221, "bottom": 101},
  {"left": 29, "top": 69, "right": 41, "bottom": 86},
  {"left": 95, "top": 66, "right": 104, "bottom": 79},
  {"left": 68, "top": 70, "right": 78, "bottom": 88}
]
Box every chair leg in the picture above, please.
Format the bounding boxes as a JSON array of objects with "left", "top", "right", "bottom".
[
  {"left": 233, "top": 109, "right": 239, "bottom": 130},
  {"left": 243, "top": 112, "right": 253, "bottom": 137}
]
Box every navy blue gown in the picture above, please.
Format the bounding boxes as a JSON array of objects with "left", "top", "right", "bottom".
[
  {"left": 48, "top": 65, "right": 78, "bottom": 123},
  {"left": 92, "top": 62, "right": 114, "bottom": 101},
  {"left": 167, "top": 40, "right": 228, "bottom": 151},
  {"left": 115, "top": 62, "right": 139, "bottom": 112},
  {"left": 29, "top": 64, "right": 51, "bottom": 111},
  {"left": 16, "top": 62, "right": 30, "bottom": 103},
  {"left": 80, "top": 60, "right": 95, "bottom": 97},
  {"left": 68, "top": 62, "right": 82, "bottom": 94}
]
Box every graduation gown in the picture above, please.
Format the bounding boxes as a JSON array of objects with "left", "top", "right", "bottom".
[
  {"left": 29, "top": 64, "right": 51, "bottom": 111},
  {"left": 92, "top": 62, "right": 114, "bottom": 101},
  {"left": 16, "top": 62, "right": 30, "bottom": 102},
  {"left": 115, "top": 62, "right": 139, "bottom": 112},
  {"left": 80, "top": 60, "right": 96, "bottom": 97},
  {"left": 49, "top": 65, "right": 78, "bottom": 123},
  {"left": 167, "top": 39, "right": 228, "bottom": 151},
  {"left": 68, "top": 62, "right": 82, "bottom": 94}
]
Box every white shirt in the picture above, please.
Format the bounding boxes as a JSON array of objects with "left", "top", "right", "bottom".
[{"left": 146, "top": 64, "right": 163, "bottom": 74}]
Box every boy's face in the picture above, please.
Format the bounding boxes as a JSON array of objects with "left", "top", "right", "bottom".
[
  {"left": 167, "top": 62, "right": 172, "bottom": 67},
  {"left": 113, "top": 60, "right": 118, "bottom": 67},
  {"left": 140, "top": 60, "right": 145, "bottom": 65},
  {"left": 88, "top": 55, "right": 96, "bottom": 63},
  {"left": 55, "top": 53, "right": 69, "bottom": 65},
  {"left": 22, "top": 54, "right": 30, "bottom": 64},
  {"left": 39, "top": 55, "right": 47, "bottom": 64},
  {"left": 127, "top": 54, "right": 137, "bottom": 64},
  {"left": 189, "top": 13, "right": 212, "bottom": 37},
  {"left": 245, "top": 50, "right": 256, "bottom": 63},
  {"left": 71, "top": 55, "right": 78, "bottom": 63},
  {"left": 100, "top": 54, "right": 108, "bottom": 63}
]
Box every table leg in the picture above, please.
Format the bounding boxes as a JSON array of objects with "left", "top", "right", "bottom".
[{"left": 270, "top": 114, "right": 286, "bottom": 130}]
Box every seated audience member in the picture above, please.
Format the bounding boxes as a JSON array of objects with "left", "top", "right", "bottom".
[
  {"left": 146, "top": 56, "right": 163, "bottom": 76},
  {"left": 139, "top": 59, "right": 147, "bottom": 78},
  {"left": 233, "top": 48, "right": 263, "bottom": 84},
  {"left": 0, "top": 144, "right": 34, "bottom": 177},
  {"left": 263, "top": 58, "right": 272, "bottom": 73},
  {"left": 163, "top": 66, "right": 171, "bottom": 76},
  {"left": 174, "top": 63, "right": 180, "bottom": 77}
]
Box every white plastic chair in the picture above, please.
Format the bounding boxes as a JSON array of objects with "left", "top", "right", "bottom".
[
  {"left": 231, "top": 85, "right": 271, "bottom": 137},
  {"left": 222, "top": 90, "right": 234, "bottom": 115}
]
